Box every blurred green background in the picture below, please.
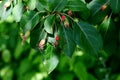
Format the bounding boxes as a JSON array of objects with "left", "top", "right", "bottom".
[{"left": 0, "top": 20, "right": 120, "bottom": 80}]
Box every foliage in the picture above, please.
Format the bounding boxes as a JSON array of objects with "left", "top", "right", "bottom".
[{"left": 0, "top": 0, "right": 120, "bottom": 80}]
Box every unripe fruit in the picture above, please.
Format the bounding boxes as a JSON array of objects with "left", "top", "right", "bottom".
[
  {"left": 25, "top": 6, "right": 29, "bottom": 11},
  {"left": 22, "top": 35, "right": 26, "bottom": 42},
  {"left": 61, "top": 15, "right": 65, "bottom": 22},
  {"left": 101, "top": 5, "right": 107, "bottom": 11},
  {"left": 39, "top": 39, "right": 46, "bottom": 50},
  {"left": 68, "top": 10, "right": 72, "bottom": 16},
  {"left": 55, "top": 36, "right": 60, "bottom": 41},
  {"left": 4, "top": 1, "right": 11, "bottom": 9},
  {"left": 64, "top": 21, "right": 69, "bottom": 28},
  {"left": 74, "top": 18, "right": 79, "bottom": 22},
  {"left": 53, "top": 41, "right": 58, "bottom": 47}
]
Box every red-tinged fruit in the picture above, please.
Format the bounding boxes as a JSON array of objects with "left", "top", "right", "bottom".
[
  {"left": 101, "top": 5, "right": 107, "bottom": 11},
  {"left": 39, "top": 39, "right": 46, "bottom": 50},
  {"left": 61, "top": 15, "right": 65, "bottom": 22},
  {"left": 55, "top": 36, "right": 60, "bottom": 41},
  {"left": 22, "top": 35, "right": 26, "bottom": 43},
  {"left": 68, "top": 10, "right": 72, "bottom": 16},
  {"left": 53, "top": 41, "right": 59, "bottom": 47},
  {"left": 25, "top": 6, "right": 29, "bottom": 11},
  {"left": 4, "top": 1, "right": 10, "bottom": 9}
]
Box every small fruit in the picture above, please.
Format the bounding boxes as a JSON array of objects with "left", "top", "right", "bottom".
[
  {"left": 74, "top": 18, "right": 79, "bottom": 22},
  {"left": 4, "top": 1, "right": 11, "bottom": 9},
  {"left": 39, "top": 39, "right": 46, "bottom": 50},
  {"left": 64, "top": 21, "right": 69, "bottom": 28},
  {"left": 53, "top": 41, "right": 58, "bottom": 47},
  {"left": 25, "top": 6, "right": 29, "bottom": 11},
  {"left": 22, "top": 35, "right": 26, "bottom": 42},
  {"left": 61, "top": 15, "right": 66, "bottom": 22},
  {"left": 68, "top": 10, "right": 72, "bottom": 16},
  {"left": 55, "top": 36, "right": 60, "bottom": 41},
  {"left": 101, "top": 5, "right": 107, "bottom": 11}
]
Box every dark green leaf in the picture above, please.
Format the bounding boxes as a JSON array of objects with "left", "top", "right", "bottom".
[
  {"left": 110, "top": 0, "right": 120, "bottom": 13},
  {"left": 66, "top": 0, "right": 90, "bottom": 19},
  {"left": 38, "top": 0, "right": 67, "bottom": 12},
  {"left": 30, "top": 21, "right": 46, "bottom": 49},
  {"left": 87, "top": 74, "right": 97, "bottom": 80},
  {"left": 52, "top": 0, "right": 67, "bottom": 12},
  {"left": 20, "top": 11, "right": 40, "bottom": 33},
  {"left": 119, "top": 30, "right": 120, "bottom": 42},
  {"left": 66, "top": 0, "right": 88, "bottom": 11},
  {"left": 30, "top": 18, "right": 46, "bottom": 49},
  {"left": 87, "top": 0, "right": 109, "bottom": 24},
  {"left": 44, "top": 14, "right": 55, "bottom": 34},
  {"left": 61, "top": 23, "right": 76, "bottom": 57},
  {"left": 74, "top": 21, "right": 103, "bottom": 56},
  {"left": 12, "top": 3, "right": 23, "bottom": 22}
]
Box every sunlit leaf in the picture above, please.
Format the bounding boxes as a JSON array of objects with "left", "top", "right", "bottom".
[
  {"left": 99, "top": 16, "right": 111, "bottom": 36},
  {"left": 1, "top": 6, "right": 13, "bottom": 20},
  {"left": 44, "top": 54, "right": 59, "bottom": 74},
  {"left": 12, "top": 3, "right": 23, "bottom": 22},
  {"left": 28, "top": 0, "right": 37, "bottom": 10},
  {"left": 44, "top": 14, "right": 55, "bottom": 34}
]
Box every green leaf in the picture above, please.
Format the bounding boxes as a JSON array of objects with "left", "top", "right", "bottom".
[
  {"left": 66, "top": 0, "right": 90, "bottom": 19},
  {"left": 52, "top": 0, "right": 67, "bottom": 12},
  {"left": 56, "top": 73, "right": 74, "bottom": 80},
  {"left": 2, "top": 49, "right": 11, "bottom": 63},
  {"left": 87, "top": 0, "right": 109, "bottom": 24},
  {"left": 99, "top": 16, "right": 111, "bottom": 36},
  {"left": 38, "top": 0, "right": 50, "bottom": 11},
  {"left": 66, "top": 0, "right": 88, "bottom": 11},
  {"left": 12, "top": 3, "right": 23, "bottom": 22},
  {"left": 14, "top": 41, "right": 24, "bottom": 59},
  {"left": 28, "top": 0, "right": 37, "bottom": 10},
  {"left": 38, "top": 0, "right": 67, "bottom": 11},
  {"left": 44, "top": 53, "right": 59, "bottom": 74},
  {"left": 87, "top": 74, "right": 97, "bottom": 80},
  {"left": 110, "top": 0, "right": 120, "bottom": 13},
  {"left": 20, "top": 11, "right": 40, "bottom": 33},
  {"left": 119, "top": 30, "right": 120, "bottom": 43},
  {"left": 36, "top": 1, "right": 46, "bottom": 11},
  {"left": 0, "top": 1, "right": 5, "bottom": 18},
  {"left": 61, "top": 23, "right": 76, "bottom": 57},
  {"left": 1, "top": 6, "right": 13, "bottom": 20},
  {"left": 74, "top": 21, "right": 103, "bottom": 56},
  {"left": 44, "top": 14, "right": 55, "bottom": 34},
  {"left": 30, "top": 21, "right": 46, "bottom": 49},
  {"left": 73, "top": 62, "right": 87, "bottom": 80},
  {"left": 18, "top": 59, "right": 32, "bottom": 76}
]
